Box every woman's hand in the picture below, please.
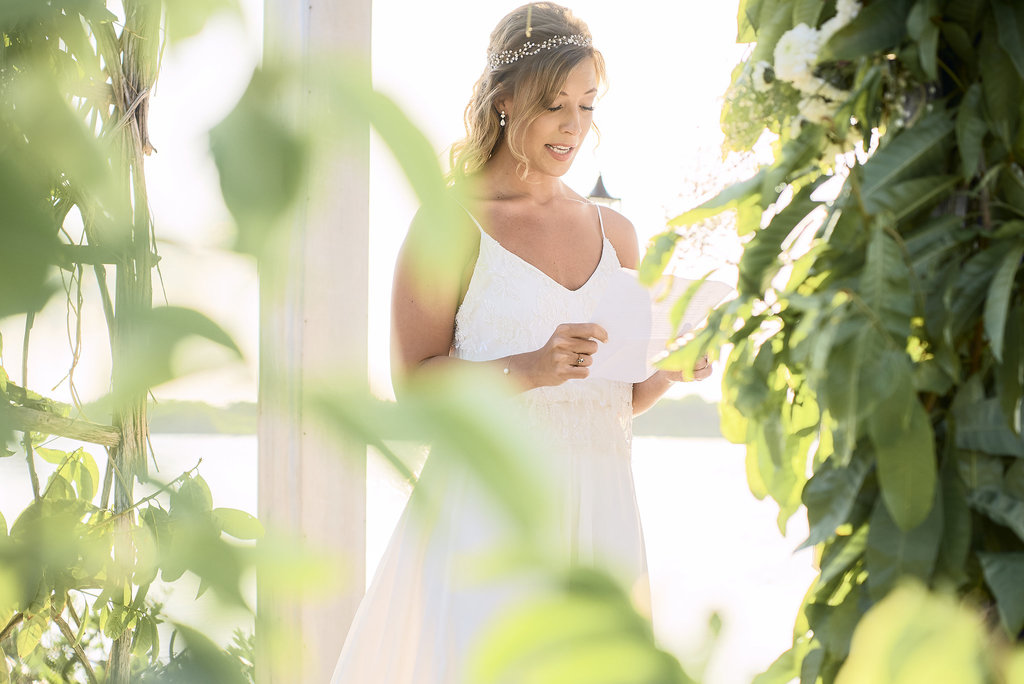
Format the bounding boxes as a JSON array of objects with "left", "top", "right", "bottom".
[
  {"left": 514, "top": 323, "right": 608, "bottom": 388},
  {"left": 664, "top": 355, "right": 712, "bottom": 383}
]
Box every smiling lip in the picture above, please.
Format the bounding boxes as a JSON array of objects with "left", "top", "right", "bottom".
[{"left": 545, "top": 144, "right": 574, "bottom": 159}]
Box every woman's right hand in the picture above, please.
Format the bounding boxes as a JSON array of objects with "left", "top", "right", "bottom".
[{"left": 515, "top": 323, "right": 608, "bottom": 387}]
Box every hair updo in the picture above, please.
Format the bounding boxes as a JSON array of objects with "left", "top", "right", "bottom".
[{"left": 448, "top": 2, "right": 606, "bottom": 184}]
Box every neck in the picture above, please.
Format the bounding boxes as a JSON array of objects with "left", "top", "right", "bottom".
[{"left": 484, "top": 143, "right": 568, "bottom": 204}]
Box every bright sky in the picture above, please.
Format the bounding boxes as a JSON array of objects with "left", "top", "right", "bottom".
[{"left": 1, "top": 1, "right": 746, "bottom": 408}]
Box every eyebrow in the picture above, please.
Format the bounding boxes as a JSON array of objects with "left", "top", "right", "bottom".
[{"left": 559, "top": 88, "right": 599, "bottom": 96}]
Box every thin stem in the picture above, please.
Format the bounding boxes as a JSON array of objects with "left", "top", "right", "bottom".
[
  {"left": 0, "top": 612, "right": 24, "bottom": 643},
  {"left": 51, "top": 607, "right": 98, "bottom": 684},
  {"left": 23, "top": 311, "right": 40, "bottom": 501}
]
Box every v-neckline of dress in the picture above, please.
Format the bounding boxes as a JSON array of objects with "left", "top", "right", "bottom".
[{"left": 478, "top": 228, "right": 609, "bottom": 293}]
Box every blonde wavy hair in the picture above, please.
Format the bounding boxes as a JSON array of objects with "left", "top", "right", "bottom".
[{"left": 448, "top": 3, "right": 606, "bottom": 185}]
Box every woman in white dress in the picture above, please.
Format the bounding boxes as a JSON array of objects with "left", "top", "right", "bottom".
[{"left": 331, "top": 3, "right": 711, "bottom": 682}]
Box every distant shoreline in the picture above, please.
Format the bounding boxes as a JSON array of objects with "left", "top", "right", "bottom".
[{"left": 82, "top": 396, "right": 722, "bottom": 439}]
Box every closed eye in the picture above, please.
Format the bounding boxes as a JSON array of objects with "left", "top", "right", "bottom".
[{"left": 547, "top": 105, "right": 597, "bottom": 112}]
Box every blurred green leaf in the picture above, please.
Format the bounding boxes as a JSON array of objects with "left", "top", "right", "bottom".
[
  {"left": 984, "top": 243, "right": 1024, "bottom": 362},
  {"left": 992, "top": 0, "right": 1024, "bottom": 81},
  {"left": 821, "top": 0, "right": 912, "bottom": 61},
  {"left": 980, "top": 27, "right": 1023, "bottom": 148},
  {"left": 801, "top": 450, "right": 870, "bottom": 548},
  {"left": 868, "top": 366, "right": 937, "bottom": 530},
  {"left": 979, "top": 552, "right": 1024, "bottom": 635},
  {"left": 117, "top": 306, "right": 242, "bottom": 396},
  {"left": 213, "top": 507, "right": 264, "bottom": 540},
  {"left": 160, "top": 0, "right": 241, "bottom": 44},
  {"left": 861, "top": 112, "right": 954, "bottom": 199},
  {"left": 638, "top": 231, "right": 681, "bottom": 287},
  {"left": 468, "top": 568, "right": 694, "bottom": 684},
  {"left": 967, "top": 487, "right": 1024, "bottom": 542},
  {"left": 667, "top": 170, "right": 766, "bottom": 229},
  {"left": 908, "top": 0, "right": 941, "bottom": 80},
  {"left": 16, "top": 612, "right": 45, "bottom": 658},
  {"left": 956, "top": 84, "right": 987, "bottom": 179},
  {"left": 955, "top": 398, "right": 1024, "bottom": 457},
  {"left": 864, "top": 491, "right": 943, "bottom": 600},
  {"left": 739, "top": 179, "right": 823, "bottom": 295},
  {"left": 836, "top": 582, "right": 988, "bottom": 684},
  {"left": 209, "top": 68, "right": 309, "bottom": 258}
]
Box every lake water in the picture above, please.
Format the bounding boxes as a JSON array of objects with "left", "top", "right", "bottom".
[{"left": 0, "top": 435, "right": 815, "bottom": 684}]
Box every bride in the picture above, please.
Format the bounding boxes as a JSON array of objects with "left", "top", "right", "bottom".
[{"left": 331, "top": 3, "right": 711, "bottom": 681}]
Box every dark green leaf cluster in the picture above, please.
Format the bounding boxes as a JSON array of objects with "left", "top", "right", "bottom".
[{"left": 650, "top": 0, "right": 1024, "bottom": 680}]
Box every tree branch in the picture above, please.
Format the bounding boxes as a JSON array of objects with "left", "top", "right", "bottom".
[
  {"left": 0, "top": 405, "right": 121, "bottom": 447},
  {"left": 51, "top": 607, "right": 98, "bottom": 684}
]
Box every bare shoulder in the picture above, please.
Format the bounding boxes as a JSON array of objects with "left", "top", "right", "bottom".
[{"left": 596, "top": 205, "right": 640, "bottom": 269}]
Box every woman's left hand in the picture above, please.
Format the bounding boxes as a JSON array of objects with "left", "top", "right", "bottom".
[{"left": 664, "top": 355, "right": 712, "bottom": 382}]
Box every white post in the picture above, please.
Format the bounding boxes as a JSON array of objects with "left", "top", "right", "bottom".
[{"left": 257, "top": 0, "right": 370, "bottom": 681}]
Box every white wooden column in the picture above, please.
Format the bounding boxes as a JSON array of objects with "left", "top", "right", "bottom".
[{"left": 257, "top": 0, "right": 371, "bottom": 682}]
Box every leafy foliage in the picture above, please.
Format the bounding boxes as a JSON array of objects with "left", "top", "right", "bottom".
[{"left": 645, "top": 0, "right": 1024, "bottom": 680}]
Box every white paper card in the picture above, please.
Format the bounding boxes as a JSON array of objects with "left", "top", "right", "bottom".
[{"left": 587, "top": 269, "right": 733, "bottom": 383}]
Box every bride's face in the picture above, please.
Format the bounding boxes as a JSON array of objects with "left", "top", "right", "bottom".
[{"left": 520, "top": 59, "right": 598, "bottom": 178}]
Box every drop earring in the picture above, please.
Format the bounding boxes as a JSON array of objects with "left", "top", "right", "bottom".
[{"left": 499, "top": 110, "right": 506, "bottom": 127}]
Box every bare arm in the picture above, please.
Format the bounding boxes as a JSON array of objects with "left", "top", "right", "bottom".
[{"left": 600, "top": 208, "right": 712, "bottom": 415}]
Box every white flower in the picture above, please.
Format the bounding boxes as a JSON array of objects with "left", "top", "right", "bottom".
[
  {"left": 821, "top": 0, "right": 861, "bottom": 40},
  {"left": 774, "top": 23, "right": 824, "bottom": 93},
  {"left": 752, "top": 61, "right": 774, "bottom": 92},
  {"left": 799, "top": 96, "right": 834, "bottom": 124}
]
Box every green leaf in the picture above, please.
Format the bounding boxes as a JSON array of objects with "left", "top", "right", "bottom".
[
  {"left": 739, "top": 179, "right": 823, "bottom": 296},
  {"left": 998, "top": 307, "right": 1023, "bottom": 433},
  {"left": 956, "top": 84, "right": 987, "bottom": 179},
  {"left": 865, "top": 174, "right": 960, "bottom": 223},
  {"left": 638, "top": 231, "right": 681, "bottom": 287},
  {"left": 868, "top": 359, "right": 937, "bottom": 531},
  {"left": 817, "top": 525, "right": 869, "bottom": 588},
  {"left": 984, "top": 243, "right": 1024, "bottom": 362},
  {"left": 0, "top": 643, "right": 9, "bottom": 684},
  {"left": 115, "top": 306, "right": 242, "bottom": 397},
  {"left": 979, "top": 552, "right": 1024, "bottom": 635},
  {"left": 980, "top": 25, "right": 1023, "bottom": 148},
  {"left": 935, "top": 460, "right": 972, "bottom": 587},
  {"left": 801, "top": 451, "right": 871, "bottom": 548},
  {"left": 908, "top": 0, "right": 941, "bottom": 80},
  {"left": 163, "top": 0, "right": 241, "bottom": 44},
  {"left": 213, "top": 508, "right": 264, "bottom": 540},
  {"left": 0, "top": 510, "right": 6, "bottom": 537},
  {"left": 860, "top": 111, "right": 955, "bottom": 200},
  {"left": 210, "top": 68, "right": 309, "bottom": 257},
  {"left": 864, "top": 489, "right": 943, "bottom": 600},
  {"left": 751, "top": 0, "right": 798, "bottom": 64},
  {"left": 666, "top": 170, "right": 766, "bottom": 229},
  {"left": 967, "top": 487, "right": 1024, "bottom": 542},
  {"left": 792, "top": 0, "right": 823, "bottom": 26},
  {"left": 992, "top": 0, "right": 1024, "bottom": 81},
  {"left": 820, "top": 0, "right": 912, "bottom": 61},
  {"left": 16, "top": 613, "right": 45, "bottom": 659},
  {"left": 36, "top": 447, "right": 68, "bottom": 465},
  {"left": 955, "top": 398, "right": 1024, "bottom": 457}
]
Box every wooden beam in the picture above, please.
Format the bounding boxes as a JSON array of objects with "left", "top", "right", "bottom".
[{"left": 0, "top": 404, "right": 120, "bottom": 447}]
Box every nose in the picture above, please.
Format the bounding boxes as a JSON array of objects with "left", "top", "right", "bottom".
[{"left": 560, "top": 108, "right": 581, "bottom": 135}]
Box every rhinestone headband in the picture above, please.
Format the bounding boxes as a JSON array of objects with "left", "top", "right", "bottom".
[{"left": 488, "top": 34, "right": 592, "bottom": 71}]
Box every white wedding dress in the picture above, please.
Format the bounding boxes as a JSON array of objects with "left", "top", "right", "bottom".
[{"left": 330, "top": 203, "right": 649, "bottom": 683}]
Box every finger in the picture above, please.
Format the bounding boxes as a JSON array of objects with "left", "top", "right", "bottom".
[
  {"left": 567, "top": 352, "right": 591, "bottom": 367},
  {"left": 572, "top": 339, "right": 600, "bottom": 356},
  {"left": 562, "top": 322, "right": 608, "bottom": 343}
]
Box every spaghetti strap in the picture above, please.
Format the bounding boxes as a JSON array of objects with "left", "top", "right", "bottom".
[
  {"left": 453, "top": 200, "right": 486, "bottom": 234},
  {"left": 595, "top": 203, "right": 606, "bottom": 238}
]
